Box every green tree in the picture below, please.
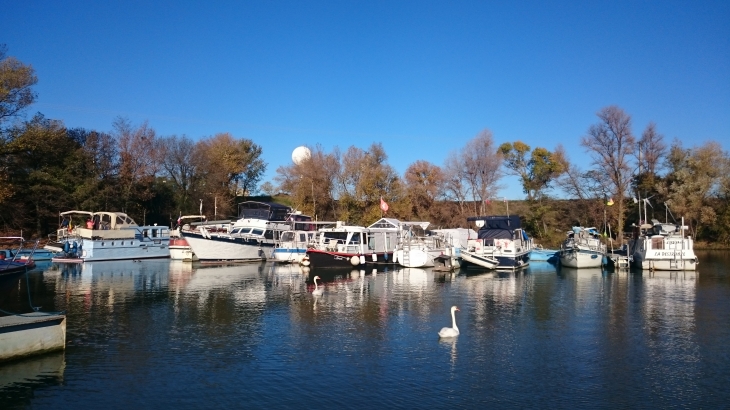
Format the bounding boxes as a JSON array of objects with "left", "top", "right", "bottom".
[{"left": 498, "top": 141, "right": 565, "bottom": 201}]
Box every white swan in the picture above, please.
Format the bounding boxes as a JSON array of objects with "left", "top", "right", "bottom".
[
  {"left": 438, "top": 306, "right": 460, "bottom": 338},
  {"left": 312, "top": 275, "right": 324, "bottom": 296}
]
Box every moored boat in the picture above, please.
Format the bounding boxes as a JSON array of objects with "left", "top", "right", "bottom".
[
  {"left": 460, "top": 215, "right": 533, "bottom": 270},
  {"left": 305, "top": 219, "right": 400, "bottom": 269},
  {"left": 559, "top": 227, "right": 607, "bottom": 268},
  {"left": 182, "top": 201, "right": 291, "bottom": 262},
  {"left": 628, "top": 218, "right": 697, "bottom": 271},
  {"left": 46, "top": 211, "right": 170, "bottom": 262},
  {"left": 170, "top": 215, "right": 208, "bottom": 261}
]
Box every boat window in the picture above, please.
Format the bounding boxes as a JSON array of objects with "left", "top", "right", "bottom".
[
  {"left": 281, "top": 232, "right": 295, "bottom": 241},
  {"left": 143, "top": 229, "right": 149, "bottom": 237},
  {"left": 239, "top": 228, "right": 252, "bottom": 234},
  {"left": 252, "top": 228, "right": 264, "bottom": 236},
  {"left": 151, "top": 229, "right": 158, "bottom": 238},
  {"left": 323, "top": 232, "right": 348, "bottom": 241},
  {"left": 299, "top": 233, "right": 307, "bottom": 242},
  {"left": 652, "top": 238, "right": 664, "bottom": 249},
  {"left": 117, "top": 216, "right": 125, "bottom": 225},
  {"left": 231, "top": 228, "right": 241, "bottom": 235}
]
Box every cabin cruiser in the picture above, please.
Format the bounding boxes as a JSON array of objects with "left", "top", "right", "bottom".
[
  {"left": 182, "top": 201, "right": 292, "bottom": 262},
  {"left": 393, "top": 223, "right": 460, "bottom": 269},
  {"left": 628, "top": 218, "right": 697, "bottom": 271},
  {"left": 46, "top": 211, "right": 170, "bottom": 262},
  {"left": 460, "top": 215, "right": 533, "bottom": 270},
  {"left": 271, "top": 212, "right": 316, "bottom": 264},
  {"left": 558, "top": 227, "right": 607, "bottom": 268},
  {"left": 304, "top": 218, "right": 400, "bottom": 269}
]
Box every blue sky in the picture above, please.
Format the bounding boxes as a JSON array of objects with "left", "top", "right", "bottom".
[{"left": 3, "top": 1, "right": 728, "bottom": 199}]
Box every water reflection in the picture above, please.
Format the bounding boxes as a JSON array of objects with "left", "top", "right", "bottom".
[
  {"left": 0, "top": 253, "right": 726, "bottom": 408},
  {"left": 0, "top": 352, "right": 65, "bottom": 405}
]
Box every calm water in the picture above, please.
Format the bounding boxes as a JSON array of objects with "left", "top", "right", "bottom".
[{"left": 1, "top": 251, "right": 729, "bottom": 409}]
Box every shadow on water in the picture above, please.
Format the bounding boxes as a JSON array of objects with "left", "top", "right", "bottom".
[{"left": 0, "top": 352, "right": 66, "bottom": 409}]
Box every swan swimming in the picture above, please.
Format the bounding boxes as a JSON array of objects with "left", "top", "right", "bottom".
[
  {"left": 312, "top": 275, "right": 324, "bottom": 296},
  {"left": 438, "top": 306, "right": 460, "bottom": 338}
]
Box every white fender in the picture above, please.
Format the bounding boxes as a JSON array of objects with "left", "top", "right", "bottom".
[{"left": 350, "top": 255, "right": 360, "bottom": 266}]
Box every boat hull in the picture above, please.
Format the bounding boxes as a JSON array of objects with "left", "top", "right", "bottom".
[
  {"left": 632, "top": 252, "right": 698, "bottom": 271},
  {"left": 182, "top": 232, "right": 269, "bottom": 262},
  {"left": 50, "top": 237, "right": 169, "bottom": 262},
  {"left": 272, "top": 248, "right": 307, "bottom": 263},
  {"left": 560, "top": 249, "right": 604, "bottom": 268},
  {"left": 305, "top": 248, "right": 395, "bottom": 269}
]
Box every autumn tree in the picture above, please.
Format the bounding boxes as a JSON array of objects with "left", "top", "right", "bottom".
[
  {"left": 404, "top": 160, "right": 444, "bottom": 221},
  {"left": 657, "top": 140, "right": 728, "bottom": 238},
  {"left": 581, "top": 106, "right": 635, "bottom": 242},
  {"left": 0, "top": 45, "right": 37, "bottom": 126},
  {"left": 338, "top": 143, "right": 404, "bottom": 225},
  {"left": 275, "top": 144, "right": 340, "bottom": 220},
  {"left": 196, "top": 133, "right": 266, "bottom": 218}
]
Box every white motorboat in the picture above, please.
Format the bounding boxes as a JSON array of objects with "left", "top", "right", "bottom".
[
  {"left": 629, "top": 218, "right": 698, "bottom": 271},
  {"left": 394, "top": 223, "right": 460, "bottom": 268},
  {"left": 46, "top": 211, "right": 170, "bottom": 262},
  {"left": 182, "top": 201, "right": 291, "bottom": 262},
  {"left": 271, "top": 212, "right": 317, "bottom": 264},
  {"left": 559, "top": 227, "right": 607, "bottom": 268}
]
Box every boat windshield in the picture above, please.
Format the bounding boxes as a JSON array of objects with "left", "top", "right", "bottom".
[{"left": 281, "top": 232, "right": 295, "bottom": 241}]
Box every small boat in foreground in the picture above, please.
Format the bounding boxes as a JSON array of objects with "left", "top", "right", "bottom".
[{"left": 0, "top": 237, "right": 38, "bottom": 277}]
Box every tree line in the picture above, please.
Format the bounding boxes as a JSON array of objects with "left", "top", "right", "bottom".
[{"left": 2, "top": 45, "right": 729, "bottom": 246}]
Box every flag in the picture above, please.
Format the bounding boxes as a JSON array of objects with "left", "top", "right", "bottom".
[
  {"left": 380, "top": 197, "right": 389, "bottom": 213},
  {"left": 485, "top": 198, "right": 491, "bottom": 204},
  {"left": 177, "top": 214, "right": 182, "bottom": 226},
  {"left": 607, "top": 198, "right": 614, "bottom": 206}
]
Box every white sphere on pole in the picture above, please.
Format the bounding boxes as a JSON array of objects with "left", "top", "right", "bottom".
[{"left": 292, "top": 146, "right": 311, "bottom": 165}]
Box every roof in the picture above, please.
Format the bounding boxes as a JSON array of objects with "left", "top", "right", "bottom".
[{"left": 467, "top": 215, "right": 522, "bottom": 230}]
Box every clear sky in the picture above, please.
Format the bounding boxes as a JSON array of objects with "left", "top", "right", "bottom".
[{"left": 3, "top": 1, "right": 729, "bottom": 199}]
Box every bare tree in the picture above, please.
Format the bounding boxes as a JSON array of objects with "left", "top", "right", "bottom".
[
  {"left": 442, "top": 151, "right": 469, "bottom": 216},
  {"left": 462, "top": 129, "right": 503, "bottom": 215},
  {"left": 636, "top": 122, "right": 666, "bottom": 176},
  {"left": 159, "top": 135, "right": 200, "bottom": 213},
  {"left": 581, "top": 106, "right": 635, "bottom": 241}
]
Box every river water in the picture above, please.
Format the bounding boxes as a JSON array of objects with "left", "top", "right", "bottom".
[{"left": 1, "top": 250, "right": 729, "bottom": 409}]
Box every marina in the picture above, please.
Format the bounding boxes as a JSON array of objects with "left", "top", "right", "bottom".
[{"left": 1, "top": 252, "right": 728, "bottom": 408}]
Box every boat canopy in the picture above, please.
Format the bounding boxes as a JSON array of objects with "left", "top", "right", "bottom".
[
  {"left": 237, "top": 201, "right": 291, "bottom": 221},
  {"left": 467, "top": 215, "right": 524, "bottom": 240}
]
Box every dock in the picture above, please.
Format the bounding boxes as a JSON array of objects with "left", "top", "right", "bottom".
[{"left": 0, "top": 312, "right": 66, "bottom": 362}]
